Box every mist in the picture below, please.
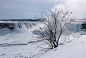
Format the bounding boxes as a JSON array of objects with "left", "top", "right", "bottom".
[{"left": 52, "top": 0, "right": 86, "bottom": 19}]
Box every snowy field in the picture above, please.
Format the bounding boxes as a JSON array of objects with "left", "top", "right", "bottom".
[
  {"left": 0, "top": 28, "right": 46, "bottom": 58},
  {"left": 0, "top": 28, "right": 86, "bottom": 58},
  {"left": 38, "top": 35, "right": 86, "bottom": 58}
]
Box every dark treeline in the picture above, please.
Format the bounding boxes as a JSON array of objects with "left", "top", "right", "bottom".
[{"left": 0, "top": 19, "right": 40, "bottom": 21}]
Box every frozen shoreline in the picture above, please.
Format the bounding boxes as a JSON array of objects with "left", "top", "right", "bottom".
[{"left": 0, "top": 28, "right": 85, "bottom": 58}]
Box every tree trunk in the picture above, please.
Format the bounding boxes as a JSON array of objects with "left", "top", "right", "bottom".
[{"left": 56, "top": 30, "right": 62, "bottom": 47}]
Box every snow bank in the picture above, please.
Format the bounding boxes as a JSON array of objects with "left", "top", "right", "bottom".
[
  {"left": 38, "top": 35, "right": 86, "bottom": 58},
  {"left": 0, "top": 28, "right": 47, "bottom": 58}
]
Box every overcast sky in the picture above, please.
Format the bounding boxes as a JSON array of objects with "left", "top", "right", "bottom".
[{"left": 0, "top": 0, "right": 86, "bottom": 19}]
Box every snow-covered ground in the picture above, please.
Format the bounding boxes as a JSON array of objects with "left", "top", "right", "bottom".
[
  {"left": 38, "top": 35, "right": 86, "bottom": 58},
  {"left": 0, "top": 28, "right": 86, "bottom": 58},
  {"left": 0, "top": 28, "right": 46, "bottom": 58}
]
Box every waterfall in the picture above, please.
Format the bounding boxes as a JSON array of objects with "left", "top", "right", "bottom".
[
  {"left": 14, "top": 21, "right": 37, "bottom": 29},
  {"left": 0, "top": 21, "right": 38, "bottom": 31}
]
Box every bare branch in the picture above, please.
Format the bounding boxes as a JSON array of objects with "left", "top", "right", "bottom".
[{"left": 34, "top": 8, "right": 74, "bottom": 49}]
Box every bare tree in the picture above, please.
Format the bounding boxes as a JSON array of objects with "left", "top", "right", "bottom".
[{"left": 33, "top": 8, "right": 74, "bottom": 49}]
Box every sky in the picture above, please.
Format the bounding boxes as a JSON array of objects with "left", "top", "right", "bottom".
[{"left": 0, "top": 0, "right": 86, "bottom": 19}]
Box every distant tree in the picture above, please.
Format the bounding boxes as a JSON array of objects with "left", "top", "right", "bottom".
[{"left": 34, "top": 8, "right": 74, "bottom": 49}]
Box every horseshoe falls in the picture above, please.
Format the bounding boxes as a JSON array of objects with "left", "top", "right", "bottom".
[{"left": 0, "top": 19, "right": 40, "bottom": 30}]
